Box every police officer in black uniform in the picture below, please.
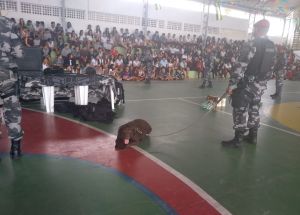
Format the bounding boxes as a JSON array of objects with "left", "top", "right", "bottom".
[
  {"left": 0, "top": 14, "right": 24, "bottom": 160},
  {"left": 200, "top": 51, "right": 213, "bottom": 88},
  {"left": 270, "top": 45, "right": 285, "bottom": 99},
  {"left": 222, "top": 19, "right": 276, "bottom": 148},
  {"left": 142, "top": 47, "right": 153, "bottom": 84}
]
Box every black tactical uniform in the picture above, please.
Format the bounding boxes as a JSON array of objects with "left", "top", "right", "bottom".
[
  {"left": 222, "top": 20, "right": 276, "bottom": 147},
  {"left": 0, "top": 16, "right": 24, "bottom": 159},
  {"left": 142, "top": 47, "right": 153, "bottom": 84},
  {"left": 270, "top": 46, "right": 285, "bottom": 99}
]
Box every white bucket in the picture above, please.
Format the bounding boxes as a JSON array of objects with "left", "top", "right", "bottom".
[
  {"left": 110, "top": 85, "right": 115, "bottom": 111},
  {"left": 217, "top": 98, "right": 226, "bottom": 107}
]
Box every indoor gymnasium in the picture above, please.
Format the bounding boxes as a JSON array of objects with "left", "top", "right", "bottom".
[{"left": 0, "top": 0, "right": 300, "bottom": 214}]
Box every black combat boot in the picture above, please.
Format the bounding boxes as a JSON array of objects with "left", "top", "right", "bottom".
[
  {"left": 200, "top": 81, "right": 206, "bottom": 89},
  {"left": 144, "top": 78, "right": 151, "bottom": 84},
  {"left": 243, "top": 128, "right": 257, "bottom": 144},
  {"left": 10, "top": 139, "right": 22, "bottom": 159},
  {"left": 270, "top": 92, "right": 280, "bottom": 99},
  {"left": 221, "top": 130, "right": 244, "bottom": 148},
  {"left": 208, "top": 81, "right": 213, "bottom": 88},
  {"left": 270, "top": 86, "right": 282, "bottom": 99}
]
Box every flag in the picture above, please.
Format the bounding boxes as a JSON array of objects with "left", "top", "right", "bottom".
[{"left": 155, "top": 3, "right": 162, "bottom": 10}]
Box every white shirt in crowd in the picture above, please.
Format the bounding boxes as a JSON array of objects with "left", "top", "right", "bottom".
[
  {"left": 91, "top": 58, "right": 98, "bottom": 66},
  {"left": 42, "top": 64, "right": 49, "bottom": 71},
  {"left": 115, "top": 58, "right": 124, "bottom": 67},
  {"left": 66, "top": 27, "right": 74, "bottom": 34},
  {"left": 133, "top": 59, "right": 141, "bottom": 67}
]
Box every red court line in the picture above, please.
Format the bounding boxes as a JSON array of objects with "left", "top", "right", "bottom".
[{"left": 0, "top": 109, "right": 223, "bottom": 215}]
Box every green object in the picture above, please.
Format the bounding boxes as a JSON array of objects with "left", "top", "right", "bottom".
[
  {"left": 188, "top": 70, "right": 198, "bottom": 79},
  {"left": 50, "top": 50, "right": 57, "bottom": 64},
  {"left": 201, "top": 101, "right": 214, "bottom": 111},
  {"left": 114, "top": 46, "right": 127, "bottom": 56}
]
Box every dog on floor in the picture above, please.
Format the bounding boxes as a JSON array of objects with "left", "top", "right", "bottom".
[{"left": 115, "top": 119, "right": 152, "bottom": 150}]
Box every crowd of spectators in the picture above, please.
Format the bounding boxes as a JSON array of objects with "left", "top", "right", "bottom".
[{"left": 10, "top": 17, "right": 299, "bottom": 81}]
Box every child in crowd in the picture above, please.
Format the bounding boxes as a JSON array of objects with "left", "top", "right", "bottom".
[{"left": 122, "top": 66, "right": 132, "bottom": 81}]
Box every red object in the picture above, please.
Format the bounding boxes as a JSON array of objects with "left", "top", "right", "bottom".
[
  {"left": 286, "top": 70, "right": 293, "bottom": 80},
  {"left": 110, "top": 48, "right": 119, "bottom": 57}
]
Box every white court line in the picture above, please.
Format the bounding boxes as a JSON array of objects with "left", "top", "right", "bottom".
[
  {"left": 178, "top": 98, "right": 300, "bottom": 137},
  {"left": 180, "top": 96, "right": 207, "bottom": 99},
  {"left": 126, "top": 96, "right": 205, "bottom": 102},
  {"left": 23, "top": 107, "right": 231, "bottom": 215},
  {"left": 178, "top": 97, "right": 203, "bottom": 106}
]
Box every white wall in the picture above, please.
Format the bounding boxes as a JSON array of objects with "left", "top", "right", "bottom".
[
  {"left": 2, "top": 0, "right": 250, "bottom": 40},
  {"left": 88, "top": 0, "right": 143, "bottom": 16}
]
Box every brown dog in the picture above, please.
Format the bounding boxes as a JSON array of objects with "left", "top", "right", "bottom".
[
  {"left": 207, "top": 95, "right": 219, "bottom": 103},
  {"left": 115, "top": 119, "right": 152, "bottom": 150}
]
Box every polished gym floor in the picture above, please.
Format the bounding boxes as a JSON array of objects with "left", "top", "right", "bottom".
[{"left": 0, "top": 79, "right": 299, "bottom": 215}]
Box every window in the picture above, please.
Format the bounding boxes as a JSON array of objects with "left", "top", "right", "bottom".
[
  {"left": 208, "top": 26, "right": 219, "bottom": 35},
  {"left": 76, "top": 9, "right": 85, "bottom": 19},
  {"left": 107, "top": 14, "right": 118, "bottom": 23},
  {"left": 88, "top": 11, "right": 140, "bottom": 26},
  {"left": 184, "top": 23, "right": 193, "bottom": 32},
  {"left": 133, "top": 17, "right": 140, "bottom": 26},
  {"left": 20, "top": 2, "right": 31, "bottom": 14},
  {"left": 0, "top": 1, "right": 17, "bottom": 11},
  {"left": 32, "top": 4, "right": 42, "bottom": 15},
  {"left": 167, "top": 21, "right": 182, "bottom": 31},
  {"left": 52, "top": 7, "right": 60, "bottom": 16},
  {"left": 194, "top": 24, "right": 201, "bottom": 33},
  {"left": 158, "top": 20, "right": 165, "bottom": 29},
  {"left": 142, "top": 18, "right": 157, "bottom": 27},
  {"left": 42, "top": 5, "right": 60, "bottom": 16},
  {"left": 42, "top": 5, "right": 52, "bottom": 16},
  {"left": 6, "top": 1, "right": 17, "bottom": 11},
  {"left": 65, "top": 8, "right": 85, "bottom": 19},
  {"left": 88, "top": 11, "right": 96, "bottom": 20},
  {"left": 184, "top": 23, "right": 201, "bottom": 32},
  {"left": 0, "top": 1, "right": 5, "bottom": 10},
  {"left": 119, "top": 15, "right": 126, "bottom": 24},
  {"left": 21, "top": 2, "right": 62, "bottom": 16}
]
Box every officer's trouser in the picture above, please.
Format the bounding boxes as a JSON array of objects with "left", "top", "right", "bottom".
[{"left": 2, "top": 95, "right": 23, "bottom": 140}]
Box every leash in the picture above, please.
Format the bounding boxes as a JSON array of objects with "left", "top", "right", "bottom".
[{"left": 149, "top": 92, "right": 228, "bottom": 138}]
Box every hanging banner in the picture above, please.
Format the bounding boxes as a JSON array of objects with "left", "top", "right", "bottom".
[{"left": 215, "top": 0, "right": 223, "bottom": 20}]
